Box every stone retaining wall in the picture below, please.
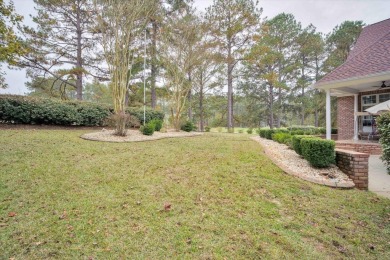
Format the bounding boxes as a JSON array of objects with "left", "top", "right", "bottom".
[{"left": 335, "top": 149, "right": 369, "bottom": 190}]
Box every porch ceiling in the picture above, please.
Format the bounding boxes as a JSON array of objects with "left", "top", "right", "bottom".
[{"left": 315, "top": 71, "right": 390, "bottom": 97}]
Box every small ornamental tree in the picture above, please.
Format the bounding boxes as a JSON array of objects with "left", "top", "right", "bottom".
[{"left": 377, "top": 112, "right": 390, "bottom": 173}]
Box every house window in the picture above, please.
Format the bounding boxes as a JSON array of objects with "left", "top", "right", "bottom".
[{"left": 361, "top": 93, "right": 390, "bottom": 132}]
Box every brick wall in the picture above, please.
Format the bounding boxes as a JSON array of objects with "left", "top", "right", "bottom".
[
  {"left": 335, "top": 149, "right": 369, "bottom": 190},
  {"left": 335, "top": 142, "right": 382, "bottom": 155},
  {"left": 337, "top": 96, "right": 355, "bottom": 140}
]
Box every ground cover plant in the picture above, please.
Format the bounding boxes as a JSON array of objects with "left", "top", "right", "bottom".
[{"left": 1, "top": 129, "right": 390, "bottom": 258}]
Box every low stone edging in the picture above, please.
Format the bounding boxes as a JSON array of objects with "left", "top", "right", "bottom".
[{"left": 251, "top": 137, "right": 355, "bottom": 189}]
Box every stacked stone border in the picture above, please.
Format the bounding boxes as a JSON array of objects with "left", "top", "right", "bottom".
[{"left": 335, "top": 149, "right": 369, "bottom": 190}]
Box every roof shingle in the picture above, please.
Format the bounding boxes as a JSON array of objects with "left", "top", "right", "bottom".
[{"left": 316, "top": 18, "right": 390, "bottom": 85}]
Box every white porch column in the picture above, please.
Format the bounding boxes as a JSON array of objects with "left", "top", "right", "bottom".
[
  {"left": 353, "top": 94, "right": 359, "bottom": 140},
  {"left": 326, "top": 89, "right": 331, "bottom": 140}
]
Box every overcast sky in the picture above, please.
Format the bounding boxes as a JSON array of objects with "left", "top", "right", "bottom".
[{"left": 1, "top": 0, "right": 389, "bottom": 95}]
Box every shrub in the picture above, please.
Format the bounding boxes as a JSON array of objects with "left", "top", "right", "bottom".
[
  {"left": 331, "top": 128, "right": 338, "bottom": 134},
  {"left": 227, "top": 128, "right": 234, "bottom": 133},
  {"left": 255, "top": 128, "right": 261, "bottom": 135},
  {"left": 264, "top": 129, "right": 275, "bottom": 140},
  {"left": 238, "top": 129, "right": 243, "bottom": 133},
  {"left": 259, "top": 128, "right": 268, "bottom": 138},
  {"left": 217, "top": 127, "right": 223, "bottom": 133},
  {"left": 150, "top": 119, "right": 163, "bottom": 131},
  {"left": 140, "top": 122, "right": 155, "bottom": 136},
  {"left": 0, "top": 95, "right": 164, "bottom": 127},
  {"left": 301, "top": 138, "right": 335, "bottom": 168},
  {"left": 292, "top": 135, "right": 318, "bottom": 155},
  {"left": 126, "top": 107, "right": 164, "bottom": 125},
  {"left": 247, "top": 128, "right": 253, "bottom": 134},
  {"left": 205, "top": 126, "right": 211, "bottom": 132},
  {"left": 377, "top": 112, "right": 390, "bottom": 173},
  {"left": 181, "top": 121, "right": 195, "bottom": 132},
  {"left": 272, "top": 132, "right": 292, "bottom": 144}
]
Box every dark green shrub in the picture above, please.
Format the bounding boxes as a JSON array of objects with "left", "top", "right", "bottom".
[
  {"left": 150, "top": 119, "right": 163, "bottom": 131},
  {"left": 377, "top": 112, "right": 390, "bottom": 173},
  {"left": 259, "top": 128, "right": 268, "bottom": 138},
  {"left": 126, "top": 107, "right": 164, "bottom": 125},
  {"left": 0, "top": 95, "right": 164, "bottom": 127},
  {"left": 301, "top": 138, "right": 335, "bottom": 168},
  {"left": 205, "top": 126, "right": 211, "bottom": 132},
  {"left": 264, "top": 129, "right": 275, "bottom": 139},
  {"left": 272, "top": 132, "right": 292, "bottom": 144},
  {"left": 292, "top": 135, "right": 318, "bottom": 155},
  {"left": 140, "top": 122, "right": 155, "bottom": 135},
  {"left": 238, "top": 129, "right": 243, "bottom": 133},
  {"left": 247, "top": 128, "right": 253, "bottom": 134},
  {"left": 255, "top": 128, "right": 261, "bottom": 135},
  {"left": 331, "top": 128, "right": 338, "bottom": 134},
  {"left": 181, "top": 121, "right": 195, "bottom": 132}
]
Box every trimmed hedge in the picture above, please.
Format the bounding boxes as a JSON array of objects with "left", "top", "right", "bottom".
[
  {"left": 301, "top": 138, "right": 335, "bottom": 168},
  {"left": 0, "top": 95, "right": 164, "bottom": 126},
  {"left": 292, "top": 135, "right": 318, "bottom": 155},
  {"left": 149, "top": 119, "right": 163, "bottom": 131},
  {"left": 272, "top": 132, "right": 292, "bottom": 144}
]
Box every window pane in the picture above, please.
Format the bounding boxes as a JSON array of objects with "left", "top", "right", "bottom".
[
  {"left": 362, "top": 95, "right": 376, "bottom": 104},
  {"left": 379, "top": 93, "right": 390, "bottom": 103}
]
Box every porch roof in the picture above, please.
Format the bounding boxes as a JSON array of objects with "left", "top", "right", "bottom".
[{"left": 315, "top": 18, "right": 390, "bottom": 97}]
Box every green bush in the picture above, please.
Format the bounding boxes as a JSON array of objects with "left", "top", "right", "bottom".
[
  {"left": 301, "top": 138, "right": 335, "bottom": 168},
  {"left": 377, "top": 112, "right": 390, "bottom": 173},
  {"left": 264, "top": 129, "right": 275, "bottom": 140},
  {"left": 140, "top": 122, "right": 155, "bottom": 136},
  {"left": 150, "top": 119, "right": 163, "bottom": 131},
  {"left": 205, "top": 126, "right": 211, "bottom": 132},
  {"left": 259, "top": 128, "right": 267, "bottom": 138},
  {"left": 181, "top": 121, "right": 195, "bottom": 132},
  {"left": 126, "top": 107, "right": 164, "bottom": 125},
  {"left": 255, "top": 128, "right": 261, "bottom": 135},
  {"left": 331, "top": 128, "right": 338, "bottom": 134},
  {"left": 0, "top": 95, "right": 164, "bottom": 127},
  {"left": 238, "top": 129, "right": 243, "bottom": 133},
  {"left": 247, "top": 128, "right": 253, "bottom": 134},
  {"left": 292, "top": 135, "right": 318, "bottom": 155},
  {"left": 272, "top": 132, "right": 292, "bottom": 144}
]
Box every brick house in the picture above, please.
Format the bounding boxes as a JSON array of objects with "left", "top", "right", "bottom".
[{"left": 315, "top": 18, "right": 390, "bottom": 140}]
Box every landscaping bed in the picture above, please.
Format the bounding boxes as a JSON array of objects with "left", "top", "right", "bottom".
[{"left": 252, "top": 136, "right": 355, "bottom": 188}]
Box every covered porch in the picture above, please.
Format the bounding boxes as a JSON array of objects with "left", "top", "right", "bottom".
[{"left": 317, "top": 72, "right": 390, "bottom": 141}]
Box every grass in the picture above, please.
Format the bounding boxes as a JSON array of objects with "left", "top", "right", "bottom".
[
  {"left": 0, "top": 129, "right": 390, "bottom": 259},
  {"left": 210, "top": 127, "right": 256, "bottom": 134}
]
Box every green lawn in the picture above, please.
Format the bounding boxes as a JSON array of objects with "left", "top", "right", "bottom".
[{"left": 1, "top": 129, "right": 390, "bottom": 259}]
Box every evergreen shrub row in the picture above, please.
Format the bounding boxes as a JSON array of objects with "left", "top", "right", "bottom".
[
  {"left": 301, "top": 138, "right": 335, "bottom": 168},
  {"left": 377, "top": 112, "right": 390, "bottom": 173},
  {"left": 0, "top": 95, "right": 164, "bottom": 126}
]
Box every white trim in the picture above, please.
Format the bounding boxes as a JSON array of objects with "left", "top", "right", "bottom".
[
  {"left": 315, "top": 71, "right": 390, "bottom": 90},
  {"left": 353, "top": 94, "right": 358, "bottom": 140},
  {"left": 326, "top": 89, "right": 331, "bottom": 140}
]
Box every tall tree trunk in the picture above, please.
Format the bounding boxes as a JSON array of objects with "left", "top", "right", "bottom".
[
  {"left": 75, "top": 1, "right": 83, "bottom": 100},
  {"left": 301, "top": 64, "right": 305, "bottom": 125},
  {"left": 314, "top": 109, "right": 319, "bottom": 127},
  {"left": 227, "top": 45, "right": 233, "bottom": 131},
  {"left": 199, "top": 82, "right": 204, "bottom": 132},
  {"left": 187, "top": 71, "right": 192, "bottom": 121},
  {"left": 150, "top": 20, "right": 157, "bottom": 109},
  {"left": 269, "top": 84, "right": 274, "bottom": 129}
]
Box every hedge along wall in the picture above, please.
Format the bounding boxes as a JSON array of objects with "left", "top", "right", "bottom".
[{"left": 0, "top": 95, "right": 164, "bottom": 126}]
